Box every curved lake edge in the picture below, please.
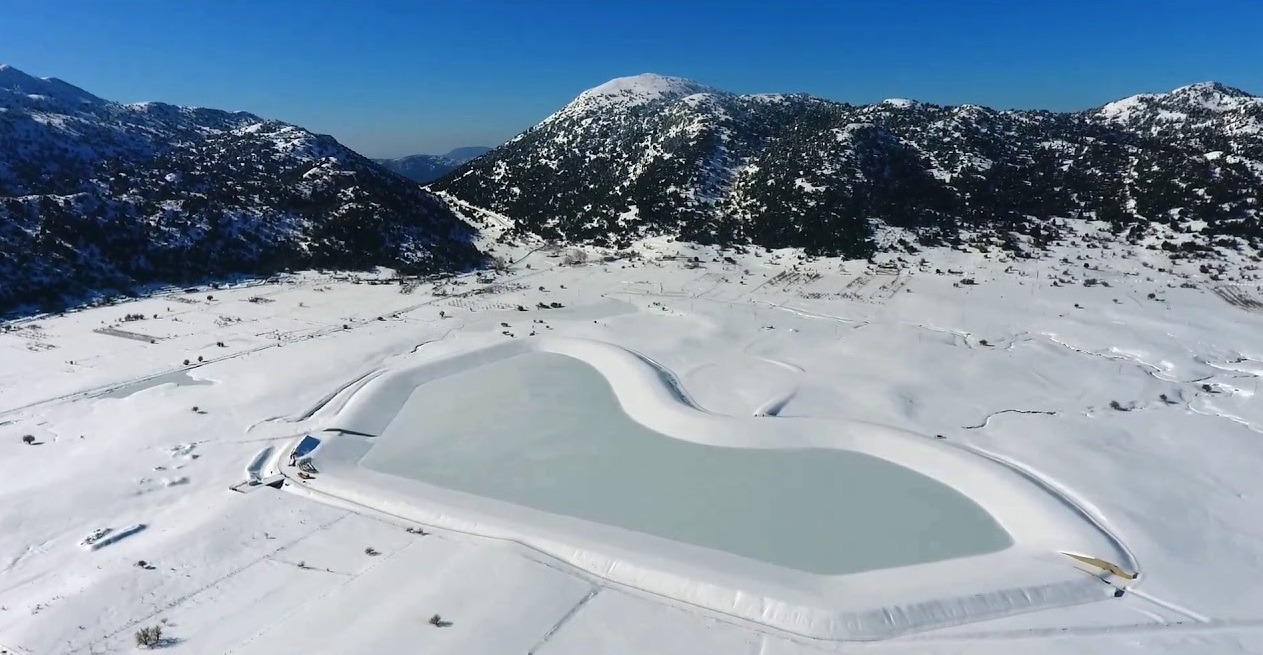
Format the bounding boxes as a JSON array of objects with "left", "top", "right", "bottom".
[
  {"left": 277, "top": 336, "right": 1129, "bottom": 640},
  {"left": 361, "top": 350, "right": 1012, "bottom": 575}
]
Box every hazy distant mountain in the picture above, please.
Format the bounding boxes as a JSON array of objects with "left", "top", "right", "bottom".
[
  {"left": 376, "top": 146, "right": 493, "bottom": 184},
  {"left": 436, "top": 73, "right": 1262, "bottom": 258},
  {"left": 442, "top": 146, "right": 494, "bottom": 162},
  {"left": 0, "top": 64, "right": 485, "bottom": 315}
]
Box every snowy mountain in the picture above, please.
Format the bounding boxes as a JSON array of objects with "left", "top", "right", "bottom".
[
  {"left": 435, "top": 73, "right": 1263, "bottom": 258},
  {"left": 546, "top": 73, "right": 720, "bottom": 118},
  {"left": 0, "top": 65, "right": 485, "bottom": 315},
  {"left": 375, "top": 146, "right": 492, "bottom": 184}
]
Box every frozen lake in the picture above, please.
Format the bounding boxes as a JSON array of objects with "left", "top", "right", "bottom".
[{"left": 361, "top": 352, "right": 1011, "bottom": 575}]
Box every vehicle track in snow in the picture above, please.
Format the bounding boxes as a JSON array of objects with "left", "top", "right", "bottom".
[
  {"left": 749, "top": 357, "right": 803, "bottom": 417},
  {"left": 527, "top": 586, "right": 601, "bottom": 655},
  {"left": 896, "top": 615, "right": 1254, "bottom": 645},
  {"left": 0, "top": 270, "right": 519, "bottom": 420},
  {"left": 63, "top": 513, "right": 351, "bottom": 655},
  {"left": 963, "top": 409, "right": 1059, "bottom": 430}
]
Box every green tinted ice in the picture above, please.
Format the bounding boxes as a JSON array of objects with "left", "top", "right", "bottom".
[{"left": 361, "top": 353, "right": 1011, "bottom": 575}]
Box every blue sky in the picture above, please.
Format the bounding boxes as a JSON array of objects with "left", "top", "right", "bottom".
[{"left": 3, "top": 0, "right": 1260, "bottom": 158}]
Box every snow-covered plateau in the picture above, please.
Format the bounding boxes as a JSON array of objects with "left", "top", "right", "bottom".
[{"left": 2, "top": 226, "right": 1262, "bottom": 654}]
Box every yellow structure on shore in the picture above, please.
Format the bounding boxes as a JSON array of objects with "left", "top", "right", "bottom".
[{"left": 1064, "top": 552, "right": 1137, "bottom": 580}]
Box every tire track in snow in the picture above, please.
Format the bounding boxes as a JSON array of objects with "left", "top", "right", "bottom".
[
  {"left": 0, "top": 642, "right": 33, "bottom": 655},
  {"left": 527, "top": 586, "right": 601, "bottom": 654},
  {"left": 1040, "top": 334, "right": 1211, "bottom": 384},
  {"left": 900, "top": 615, "right": 1257, "bottom": 644},
  {"left": 1186, "top": 400, "right": 1263, "bottom": 435},
  {"left": 274, "top": 472, "right": 854, "bottom": 648},
  {"left": 222, "top": 531, "right": 419, "bottom": 655},
  {"left": 754, "top": 300, "right": 868, "bottom": 327},
  {"left": 1042, "top": 334, "right": 1263, "bottom": 434},
  {"left": 752, "top": 390, "right": 798, "bottom": 417},
  {"left": 1125, "top": 588, "right": 1210, "bottom": 623},
  {"left": 963, "top": 409, "right": 1058, "bottom": 430},
  {"left": 0, "top": 266, "right": 529, "bottom": 419},
  {"left": 64, "top": 513, "right": 350, "bottom": 654},
  {"left": 750, "top": 357, "right": 803, "bottom": 417}
]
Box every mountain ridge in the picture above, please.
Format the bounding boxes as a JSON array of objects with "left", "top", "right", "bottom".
[
  {"left": 435, "top": 74, "right": 1262, "bottom": 259},
  {"left": 375, "top": 146, "right": 492, "bottom": 184},
  {"left": 0, "top": 64, "right": 485, "bottom": 316}
]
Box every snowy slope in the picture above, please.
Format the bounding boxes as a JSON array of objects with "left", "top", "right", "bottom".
[
  {"left": 546, "top": 73, "right": 722, "bottom": 118},
  {"left": 2, "top": 226, "right": 1263, "bottom": 654}
]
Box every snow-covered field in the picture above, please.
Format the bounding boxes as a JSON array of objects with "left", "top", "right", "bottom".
[{"left": 3, "top": 226, "right": 1263, "bottom": 654}]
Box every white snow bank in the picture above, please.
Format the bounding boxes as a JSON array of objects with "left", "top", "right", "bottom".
[{"left": 281, "top": 336, "right": 1130, "bottom": 640}]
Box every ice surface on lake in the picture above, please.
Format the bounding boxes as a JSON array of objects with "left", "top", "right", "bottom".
[{"left": 361, "top": 352, "right": 1011, "bottom": 575}]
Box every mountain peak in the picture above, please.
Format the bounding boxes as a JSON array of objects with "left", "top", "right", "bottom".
[
  {"left": 0, "top": 64, "right": 101, "bottom": 103},
  {"left": 880, "top": 98, "right": 921, "bottom": 109},
  {"left": 440, "top": 74, "right": 1263, "bottom": 264},
  {"left": 1097, "top": 81, "right": 1259, "bottom": 122},
  {"left": 0, "top": 63, "right": 39, "bottom": 87},
  {"left": 1170, "top": 81, "right": 1254, "bottom": 98},
  {"left": 570, "top": 73, "right": 718, "bottom": 109}
]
